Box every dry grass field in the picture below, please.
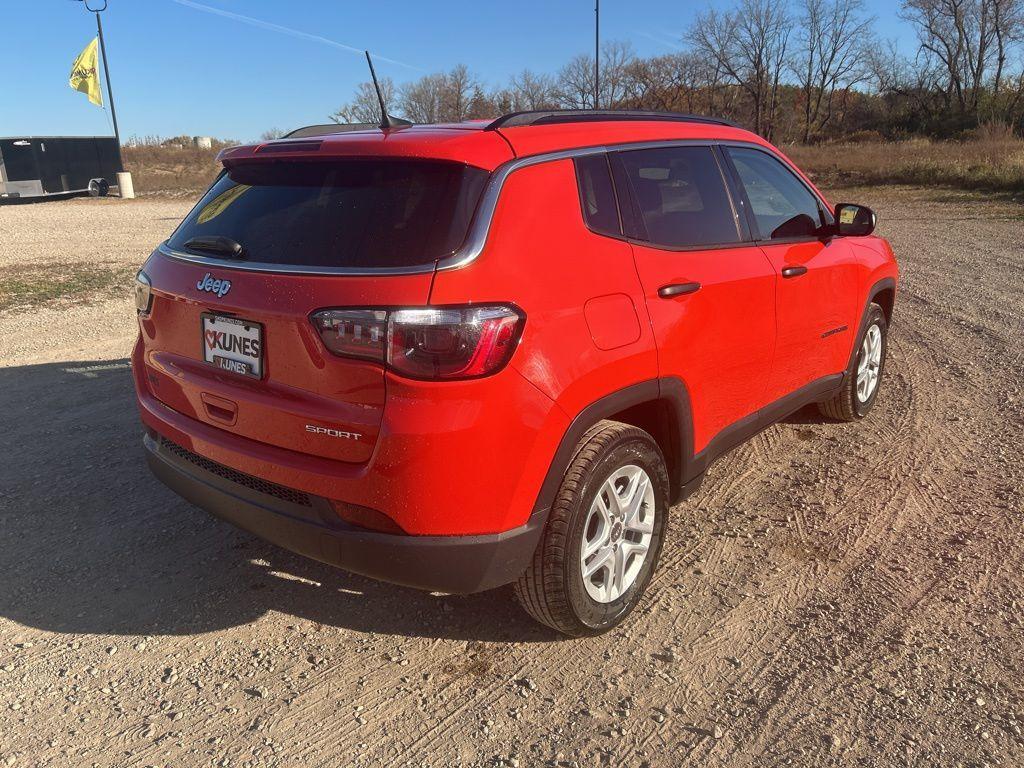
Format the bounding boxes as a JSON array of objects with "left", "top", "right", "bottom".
[
  {"left": 787, "top": 128, "right": 1024, "bottom": 193},
  {"left": 0, "top": 186, "right": 1022, "bottom": 767},
  {"left": 122, "top": 139, "right": 226, "bottom": 196},
  {"left": 121, "top": 130, "right": 1024, "bottom": 198}
]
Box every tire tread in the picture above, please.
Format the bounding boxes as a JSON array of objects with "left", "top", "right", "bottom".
[
  {"left": 817, "top": 302, "right": 886, "bottom": 422},
  {"left": 514, "top": 420, "right": 661, "bottom": 636}
]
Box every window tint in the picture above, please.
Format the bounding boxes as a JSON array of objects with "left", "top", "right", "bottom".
[
  {"left": 167, "top": 159, "right": 489, "bottom": 269},
  {"left": 613, "top": 146, "right": 741, "bottom": 248},
  {"left": 726, "top": 147, "right": 824, "bottom": 240},
  {"left": 574, "top": 154, "right": 620, "bottom": 235}
]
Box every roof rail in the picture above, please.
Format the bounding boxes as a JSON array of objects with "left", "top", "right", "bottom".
[
  {"left": 282, "top": 123, "right": 381, "bottom": 139},
  {"left": 484, "top": 110, "right": 739, "bottom": 131}
]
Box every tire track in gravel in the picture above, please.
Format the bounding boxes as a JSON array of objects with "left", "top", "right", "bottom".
[
  {"left": 656, "top": 259, "right": 1004, "bottom": 763},
  {"left": 679, "top": 207, "right": 1024, "bottom": 765},
  {"left": 734, "top": 466, "right": 1021, "bottom": 766}
]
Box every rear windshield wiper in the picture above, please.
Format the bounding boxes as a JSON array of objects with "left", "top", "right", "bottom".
[{"left": 183, "top": 235, "right": 246, "bottom": 259}]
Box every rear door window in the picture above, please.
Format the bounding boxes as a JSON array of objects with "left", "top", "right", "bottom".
[
  {"left": 574, "top": 154, "right": 621, "bottom": 236},
  {"left": 611, "top": 146, "right": 742, "bottom": 248},
  {"left": 167, "top": 159, "right": 489, "bottom": 270},
  {"left": 725, "top": 147, "right": 825, "bottom": 240}
]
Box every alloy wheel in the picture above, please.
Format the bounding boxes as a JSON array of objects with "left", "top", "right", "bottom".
[
  {"left": 579, "top": 464, "right": 656, "bottom": 603},
  {"left": 856, "top": 323, "right": 883, "bottom": 402}
]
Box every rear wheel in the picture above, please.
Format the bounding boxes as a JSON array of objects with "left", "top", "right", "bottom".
[
  {"left": 88, "top": 178, "right": 110, "bottom": 197},
  {"left": 514, "top": 420, "right": 669, "bottom": 636},
  {"left": 818, "top": 302, "right": 888, "bottom": 421}
]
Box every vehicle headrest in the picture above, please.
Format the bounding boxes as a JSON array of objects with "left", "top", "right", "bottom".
[{"left": 633, "top": 178, "right": 662, "bottom": 213}]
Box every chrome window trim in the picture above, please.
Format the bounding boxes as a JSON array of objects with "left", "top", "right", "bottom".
[
  {"left": 158, "top": 138, "right": 794, "bottom": 277},
  {"left": 436, "top": 145, "right": 607, "bottom": 270}
]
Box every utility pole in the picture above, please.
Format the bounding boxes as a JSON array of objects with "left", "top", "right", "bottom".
[
  {"left": 79, "top": 0, "right": 123, "bottom": 171},
  {"left": 594, "top": 0, "right": 600, "bottom": 109}
]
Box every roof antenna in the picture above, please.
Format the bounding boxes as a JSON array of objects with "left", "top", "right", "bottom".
[{"left": 365, "top": 50, "right": 411, "bottom": 130}]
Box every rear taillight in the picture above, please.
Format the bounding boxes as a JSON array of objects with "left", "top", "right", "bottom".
[
  {"left": 310, "top": 305, "right": 524, "bottom": 381},
  {"left": 388, "top": 307, "right": 523, "bottom": 379},
  {"left": 311, "top": 309, "right": 388, "bottom": 362},
  {"left": 134, "top": 270, "right": 152, "bottom": 315}
]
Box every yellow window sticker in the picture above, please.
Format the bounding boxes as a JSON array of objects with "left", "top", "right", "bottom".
[{"left": 197, "top": 184, "right": 251, "bottom": 224}]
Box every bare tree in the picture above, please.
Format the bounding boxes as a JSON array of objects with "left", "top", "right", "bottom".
[
  {"left": 555, "top": 42, "right": 636, "bottom": 109},
  {"left": 621, "top": 55, "right": 680, "bottom": 110},
  {"left": 900, "top": 0, "right": 1024, "bottom": 119},
  {"left": 688, "top": 0, "right": 792, "bottom": 139},
  {"left": 556, "top": 54, "right": 598, "bottom": 108},
  {"left": 260, "top": 128, "right": 287, "bottom": 140},
  {"left": 330, "top": 78, "right": 396, "bottom": 124},
  {"left": 399, "top": 73, "right": 446, "bottom": 122},
  {"left": 619, "top": 51, "right": 740, "bottom": 116},
  {"left": 991, "top": 0, "right": 1024, "bottom": 96},
  {"left": 599, "top": 41, "right": 636, "bottom": 106},
  {"left": 508, "top": 69, "right": 559, "bottom": 110},
  {"left": 793, "top": 0, "right": 875, "bottom": 141},
  {"left": 397, "top": 65, "right": 483, "bottom": 123},
  {"left": 442, "top": 64, "right": 480, "bottom": 121}
]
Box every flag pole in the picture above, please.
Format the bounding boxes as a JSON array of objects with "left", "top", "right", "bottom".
[{"left": 93, "top": 9, "right": 124, "bottom": 170}]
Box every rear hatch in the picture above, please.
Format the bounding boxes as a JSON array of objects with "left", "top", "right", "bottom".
[{"left": 138, "top": 155, "right": 491, "bottom": 463}]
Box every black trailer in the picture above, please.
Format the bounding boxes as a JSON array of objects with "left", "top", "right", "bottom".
[{"left": 0, "top": 136, "right": 121, "bottom": 201}]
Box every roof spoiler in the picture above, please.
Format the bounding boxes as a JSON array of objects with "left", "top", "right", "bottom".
[{"left": 282, "top": 123, "right": 379, "bottom": 139}]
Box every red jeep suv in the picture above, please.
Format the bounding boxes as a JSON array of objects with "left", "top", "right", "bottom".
[{"left": 133, "top": 111, "right": 898, "bottom": 636}]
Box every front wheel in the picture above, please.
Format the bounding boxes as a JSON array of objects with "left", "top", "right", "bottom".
[
  {"left": 514, "top": 420, "right": 670, "bottom": 636},
  {"left": 818, "top": 302, "right": 888, "bottom": 421}
]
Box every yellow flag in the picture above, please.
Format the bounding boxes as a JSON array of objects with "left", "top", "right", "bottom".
[{"left": 69, "top": 37, "right": 102, "bottom": 107}]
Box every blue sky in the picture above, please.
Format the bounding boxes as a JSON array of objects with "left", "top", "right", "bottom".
[{"left": 4, "top": 0, "right": 915, "bottom": 142}]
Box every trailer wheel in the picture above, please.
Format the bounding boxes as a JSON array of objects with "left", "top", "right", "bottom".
[{"left": 88, "top": 178, "right": 110, "bottom": 197}]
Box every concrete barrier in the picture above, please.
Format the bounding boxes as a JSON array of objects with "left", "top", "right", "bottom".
[{"left": 117, "top": 171, "right": 135, "bottom": 199}]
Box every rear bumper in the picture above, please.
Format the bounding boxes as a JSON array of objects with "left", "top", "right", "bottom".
[
  {"left": 144, "top": 433, "right": 545, "bottom": 594},
  {"left": 132, "top": 333, "right": 567, "bottom": 537}
]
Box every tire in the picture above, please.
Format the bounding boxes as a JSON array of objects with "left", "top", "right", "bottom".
[
  {"left": 818, "top": 302, "right": 888, "bottom": 422},
  {"left": 514, "top": 420, "right": 670, "bottom": 636},
  {"left": 88, "top": 178, "right": 110, "bottom": 197}
]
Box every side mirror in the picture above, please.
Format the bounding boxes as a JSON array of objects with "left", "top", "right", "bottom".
[
  {"left": 771, "top": 213, "right": 819, "bottom": 239},
  {"left": 834, "top": 203, "right": 876, "bottom": 237}
]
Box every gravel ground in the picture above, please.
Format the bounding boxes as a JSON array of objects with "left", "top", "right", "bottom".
[
  {"left": 0, "top": 189, "right": 1022, "bottom": 767},
  {"left": 0, "top": 197, "right": 183, "bottom": 364}
]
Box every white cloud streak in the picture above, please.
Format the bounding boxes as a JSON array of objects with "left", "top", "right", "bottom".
[
  {"left": 634, "top": 30, "right": 685, "bottom": 50},
  {"left": 169, "top": 0, "right": 421, "bottom": 71}
]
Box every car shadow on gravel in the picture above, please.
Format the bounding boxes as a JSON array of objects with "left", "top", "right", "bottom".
[
  {"left": 0, "top": 360, "right": 556, "bottom": 643},
  {"left": 780, "top": 404, "right": 832, "bottom": 425}
]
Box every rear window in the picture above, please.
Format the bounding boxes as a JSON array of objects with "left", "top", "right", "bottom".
[{"left": 167, "top": 159, "right": 489, "bottom": 269}]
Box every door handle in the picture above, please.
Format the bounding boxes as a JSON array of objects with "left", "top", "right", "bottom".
[
  {"left": 658, "top": 282, "right": 701, "bottom": 298},
  {"left": 781, "top": 265, "right": 808, "bottom": 278}
]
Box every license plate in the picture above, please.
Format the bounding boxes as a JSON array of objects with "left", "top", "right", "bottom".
[{"left": 201, "top": 314, "right": 263, "bottom": 379}]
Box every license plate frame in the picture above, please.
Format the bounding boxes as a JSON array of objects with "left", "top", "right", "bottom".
[{"left": 200, "top": 313, "right": 264, "bottom": 380}]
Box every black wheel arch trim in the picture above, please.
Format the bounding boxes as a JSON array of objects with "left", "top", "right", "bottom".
[
  {"left": 532, "top": 378, "right": 694, "bottom": 516},
  {"left": 847, "top": 277, "right": 897, "bottom": 372},
  {"left": 533, "top": 371, "right": 850, "bottom": 514}
]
